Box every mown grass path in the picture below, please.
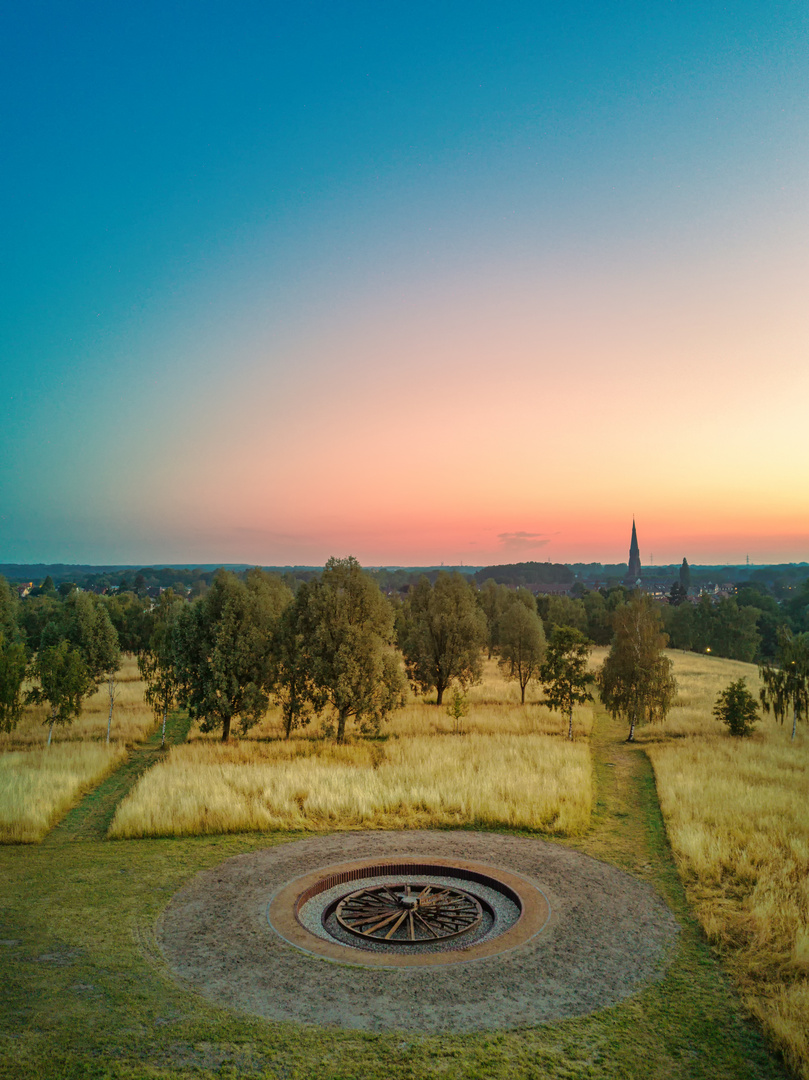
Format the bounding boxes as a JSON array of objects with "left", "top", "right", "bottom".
[
  {"left": 0, "top": 704, "right": 792, "bottom": 1080},
  {"left": 45, "top": 711, "right": 192, "bottom": 843}
]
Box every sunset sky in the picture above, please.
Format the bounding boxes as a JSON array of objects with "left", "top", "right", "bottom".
[{"left": 2, "top": 2, "right": 807, "bottom": 567}]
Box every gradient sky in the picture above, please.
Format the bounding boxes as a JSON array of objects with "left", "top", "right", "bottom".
[{"left": 2, "top": 2, "right": 807, "bottom": 567}]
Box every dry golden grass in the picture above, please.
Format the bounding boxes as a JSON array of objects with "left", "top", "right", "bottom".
[
  {"left": 0, "top": 742, "right": 128, "bottom": 843},
  {"left": 109, "top": 732, "right": 592, "bottom": 839},
  {"left": 0, "top": 655, "right": 156, "bottom": 750},
  {"left": 241, "top": 658, "right": 596, "bottom": 742},
  {"left": 129, "top": 659, "right": 597, "bottom": 841},
  {"left": 645, "top": 652, "right": 809, "bottom": 1078}
]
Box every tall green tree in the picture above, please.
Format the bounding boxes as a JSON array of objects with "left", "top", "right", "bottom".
[
  {"left": 41, "top": 591, "right": 121, "bottom": 684},
  {"left": 19, "top": 594, "right": 62, "bottom": 652},
  {"left": 477, "top": 579, "right": 509, "bottom": 659},
  {"left": 400, "top": 572, "right": 486, "bottom": 706},
  {"left": 668, "top": 582, "right": 688, "bottom": 606},
  {"left": 173, "top": 570, "right": 290, "bottom": 741},
  {"left": 0, "top": 576, "right": 21, "bottom": 644},
  {"left": 662, "top": 599, "right": 695, "bottom": 651},
  {"left": 46, "top": 592, "right": 121, "bottom": 740},
  {"left": 539, "top": 626, "right": 593, "bottom": 740},
  {"left": 711, "top": 599, "right": 760, "bottom": 662},
  {"left": 544, "top": 595, "right": 588, "bottom": 636},
  {"left": 271, "top": 591, "right": 317, "bottom": 739},
  {"left": 679, "top": 558, "right": 691, "bottom": 590},
  {"left": 29, "top": 641, "right": 94, "bottom": 746},
  {"left": 597, "top": 596, "right": 676, "bottom": 742},
  {"left": 759, "top": 628, "right": 809, "bottom": 741},
  {"left": 138, "top": 589, "right": 186, "bottom": 747},
  {"left": 104, "top": 591, "right": 154, "bottom": 655},
  {"left": 497, "top": 590, "right": 546, "bottom": 704},
  {"left": 297, "top": 557, "right": 405, "bottom": 742},
  {"left": 0, "top": 577, "right": 27, "bottom": 734},
  {"left": 0, "top": 633, "right": 27, "bottom": 734},
  {"left": 581, "top": 589, "right": 612, "bottom": 645}
]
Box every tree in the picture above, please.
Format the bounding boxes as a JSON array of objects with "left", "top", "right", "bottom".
[
  {"left": 760, "top": 628, "right": 809, "bottom": 741},
  {"left": 400, "top": 572, "right": 486, "bottom": 706},
  {"left": 690, "top": 594, "right": 715, "bottom": 654},
  {"left": 662, "top": 598, "right": 695, "bottom": 650},
  {"left": 445, "top": 688, "right": 469, "bottom": 735},
  {"left": 104, "top": 591, "right": 154, "bottom": 655},
  {"left": 0, "top": 577, "right": 27, "bottom": 734},
  {"left": 0, "top": 576, "right": 21, "bottom": 644},
  {"left": 138, "top": 589, "right": 185, "bottom": 747},
  {"left": 33, "top": 575, "right": 57, "bottom": 597},
  {"left": 679, "top": 558, "right": 691, "bottom": 590},
  {"left": 711, "top": 599, "right": 760, "bottom": 662},
  {"left": 271, "top": 592, "right": 317, "bottom": 739},
  {"left": 477, "top": 579, "right": 509, "bottom": 659},
  {"left": 668, "top": 582, "right": 688, "bottom": 606},
  {"left": 173, "top": 570, "right": 290, "bottom": 741},
  {"left": 581, "top": 589, "right": 612, "bottom": 645},
  {"left": 714, "top": 679, "right": 758, "bottom": 737},
  {"left": 19, "top": 594, "right": 62, "bottom": 652},
  {"left": 785, "top": 578, "right": 809, "bottom": 633},
  {"left": 0, "top": 633, "right": 27, "bottom": 734},
  {"left": 539, "top": 626, "right": 593, "bottom": 740},
  {"left": 48, "top": 592, "right": 121, "bottom": 740},
  {"left": 297, "top": 557, "right": 405, "bottom": 742},
  {"left": 545, "top": 595, "right": 588, "bottom": 636},
  {"left": 29, "top": 641, "right": 94, "bottom": 745},
  {"left": 497, "top": 590, "right": 546, "bottom": 704},
  {"left": 598, "top": 596, "right": 676, "bottom": 742},
  {"left": 32, "top": 591, "right": 121, "bottom": 739}
]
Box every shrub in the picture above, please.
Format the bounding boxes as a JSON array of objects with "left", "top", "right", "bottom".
[{"left": 713, "top": 678, "right": 758, "bottom": 737}]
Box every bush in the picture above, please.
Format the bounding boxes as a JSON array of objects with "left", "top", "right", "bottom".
[{"left": 713, "top": 678, "right": 758, "bottom": 737}]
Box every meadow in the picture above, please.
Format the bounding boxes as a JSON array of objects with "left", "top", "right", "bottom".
[
  {"left": 646, "top": 651, "right": 809, "bottom": 1079},
  {"left": 0, "top": 741, "right": 128, "bottom": 843},
  {"left": 109, "top": 733, "right": 592, "bottom": 838},
  {"left": 0, "top": 654, "right": 156, "bottom": 750},
  {"left": 111, "top": 661, "right": 594, "bottom": 839},
  {"left": 0, "top": 655, "right": 155, "bottom": 843},
  {"left": 1, "top": 644, "right": 806, "bottom": 1077}
]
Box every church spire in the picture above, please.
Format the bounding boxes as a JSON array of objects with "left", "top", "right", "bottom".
[{"left": 625, "top": 519, "right": 641, "bottom": 586}]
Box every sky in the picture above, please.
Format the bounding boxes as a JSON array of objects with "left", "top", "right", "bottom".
[{"left": 2, "top": 2, "right": 808, "bottom": 568}]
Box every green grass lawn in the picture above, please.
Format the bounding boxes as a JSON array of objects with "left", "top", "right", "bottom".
[{"left": 0, "top": 705, "right": 790, "bottom": 1080}]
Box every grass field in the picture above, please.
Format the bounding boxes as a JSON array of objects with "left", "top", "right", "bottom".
[
  {"left": 243, "top": 658, "right": 596, "bottom": 741},
  {"left": 0, "top": 654, "right": 156, "bottom": 750},
  {"left": 109, "top": 732, "right": 592, "bottom": 839},
  {"left": 0, "top": 696, "right": 790, "bottom": 1079},
  {"left": 0, "top": 645, "right": 805, "bottom": 1077},
  {"left": 0, "top": 742, "right": 128, "bottom": 842},
  {"left": 0, "top": 655, "right": 155, "bottom": 842},
  {"left": 646, "top": 651, "right": 809, "bottom": 1079}
]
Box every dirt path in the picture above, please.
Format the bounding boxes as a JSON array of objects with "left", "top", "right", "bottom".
[
  {"left": 45, "top": 711, "right": 191, "bottom": 843},
  {"left": 575, "top": 697, "right": 671, "bottom": 878}
]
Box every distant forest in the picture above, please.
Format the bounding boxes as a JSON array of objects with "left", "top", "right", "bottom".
[{"left": 2, "top": 560, "right": 807, "bottom": 594}]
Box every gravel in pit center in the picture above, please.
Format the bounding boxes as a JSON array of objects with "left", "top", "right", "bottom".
[{"left": 157, "top": 831, "right": 680, "bottom": 1033}]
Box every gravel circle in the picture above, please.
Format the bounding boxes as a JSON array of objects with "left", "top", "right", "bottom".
[{"left": 157, "top": 831, "right": 680, "bottom": 1033}]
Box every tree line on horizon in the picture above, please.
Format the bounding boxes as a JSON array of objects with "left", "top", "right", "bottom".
[{"left": 2, "top": 559, "right": 807, "bottom": 747}]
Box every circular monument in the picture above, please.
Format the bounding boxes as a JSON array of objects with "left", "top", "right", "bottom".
[
  {"left": 269, "top": 856, "right": 549, "bottom": 964},
  {"left": 156, "top": 831, "right": 680, "bottom": 1033}
]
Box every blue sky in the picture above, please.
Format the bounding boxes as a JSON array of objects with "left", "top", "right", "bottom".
[{"left": 3, "top": 2, "right": 808, "bottom": 565}]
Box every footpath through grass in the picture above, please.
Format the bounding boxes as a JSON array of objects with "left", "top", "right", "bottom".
[
  {"left": 0, "top": 704, "right": 791, "bottom": 1080},
  {"left": 45, "top": 711, "right": 193, "bottom": 843}
]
